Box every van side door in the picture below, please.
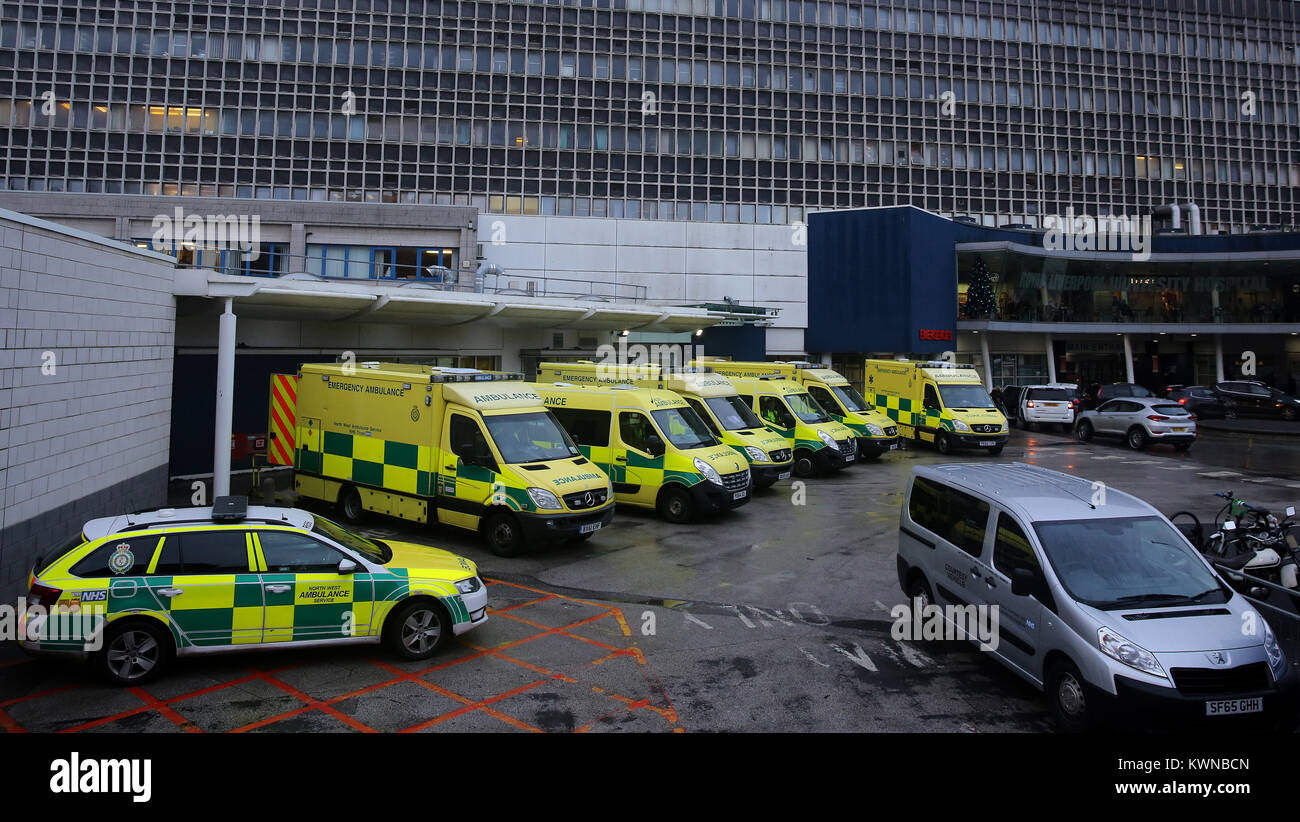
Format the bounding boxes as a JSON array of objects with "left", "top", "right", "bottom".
[
  {"left": 437, "top": 411, "right": 501, "bottom": 531},
  {"left": 908, "top": 477, "right": 996, "bottom": 640},
  {"left": 614, "top": 410, "right": 663, "bottom": 506},
  {"left": 987, "top": 511, "right": 1052, "bottom": 682}
]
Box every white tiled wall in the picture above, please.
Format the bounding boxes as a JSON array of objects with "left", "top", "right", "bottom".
[
  {"left": 479, "top": 215, "right": 808, "bottom": 353},
  {"left": 0, "top": 211, "right": 176, "bottom": 592}
]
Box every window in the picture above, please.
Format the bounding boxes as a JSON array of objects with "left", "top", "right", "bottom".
[
  {"left": 259, "top": 530, "right": 346, "bottom": 574},
  {"left": 170, "top": 530, "right": 252, "bottom": 574},
  {"left": 618, "top": 412, "right": 656, "bottom": 453},
  {"left": 807, "top": 385, "right": 843, "bottom": 416},
  {"left": 449, "top": 414, "right": 496, "bottom": 470},
  {"left": 907, "top": 476, "right": 990, "bottom": 557},
  {"left": 551, "top": 408, "right": 611, "bottom": 447},
  {"left": 70, "top": 536, "right": 160, "bottom": 578},
  {"left": 993, "top": 513, "right": 1041, "bottom": 580},
  {"left": 759, "top": 396, "right": 794, "bottom": 428}
]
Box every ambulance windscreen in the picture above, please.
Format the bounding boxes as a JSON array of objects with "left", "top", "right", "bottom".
[{"left": 483, "top": 412, "right": 580, "bottom": 464}]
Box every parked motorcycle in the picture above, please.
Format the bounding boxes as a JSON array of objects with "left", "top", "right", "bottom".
[{"left": 1169, "top": 491, "right": 1298, "bottom": 597}]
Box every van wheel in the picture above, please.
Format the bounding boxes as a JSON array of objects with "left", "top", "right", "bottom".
[
  {"left": 338, "top": 486, "right": 365, "bottom": 523},
  {"left": 1126, "top": 426, "right": 1148, "bottom": 450},
  {"left": 96, "top": 620, "right": 173, "bottom": 686},
  {"left": 1284, "top": 406, "right": 1298, "bottom": 422},
  {"left": 1076, "top": 420, "right": 1094, "bottom": 442},
  {"left": 483, "top": 510, "right": 525, "bottom": 557},
  {"left": 657, "top": 486, "right": 695, "bottom": 524},
  {"left": 383, "top": 598, "right": 450, "bottom": 660},
  {"left": 935, "top": 433, "right": 952, "bottom": 455},
  {"left": 906, "top": 576, "right": 933, "bottom": 610},
  {"left": 792, "top": 449, "right": 817, "bottom": 478},
  {"left": 1046, "top": 660, "right": 1095, "bottom": 733}
]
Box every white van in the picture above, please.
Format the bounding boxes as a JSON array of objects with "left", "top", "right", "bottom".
[{"left": 896, "top": 462, "right": 1298, "bottom": 731}]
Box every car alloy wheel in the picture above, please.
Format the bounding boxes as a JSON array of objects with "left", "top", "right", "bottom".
[
  {"left": 1127, "top": 427, "right": 1147, "bottom": 450},
  {"left": 400, "top": 608, "right": 443, "bottom": 656}
]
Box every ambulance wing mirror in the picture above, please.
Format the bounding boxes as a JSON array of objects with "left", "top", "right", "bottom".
[
  {"left": 646, "top": 434, "right": 665, "bottom": 457},
  {"left": 338, "top": 559, "right": 358, "bottom": 575}
]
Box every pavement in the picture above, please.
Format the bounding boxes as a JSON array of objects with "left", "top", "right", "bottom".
[{"left": 5, "top": 425, "right": 1300, "bottom": 733}]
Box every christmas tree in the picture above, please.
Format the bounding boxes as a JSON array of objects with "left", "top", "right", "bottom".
[{"left": 965, "top": 256, "right": 997, "bottom": 318}]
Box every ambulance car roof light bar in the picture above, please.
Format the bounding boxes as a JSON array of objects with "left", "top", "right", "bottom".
[{"left": 211, "top": 496, "right": 249, "bottom": 523}]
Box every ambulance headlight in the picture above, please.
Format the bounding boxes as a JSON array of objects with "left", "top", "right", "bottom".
[
  {"left": 693, "top": 457, "right": 723, "bottom": 486},
  {"left": 527, "top": 487, "right": 562, "bottom": 510},
  {"left": 865, "top": 424, "right": 884, "bottom": 436},
  {"left": 455, "top": 576, "right": 482, "bottom": 594},
  {"left": 816, "top": 429, "right": 836, "bottom": 448},
  {"left": 744, "top": 446, "right": 768, "bottom": 463},
  {"left": 951, "top": 419, "right": 972, "bottom": 433}
]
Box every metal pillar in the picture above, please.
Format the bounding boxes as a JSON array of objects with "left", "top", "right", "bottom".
[
  {"left": 213, "top": 297, "right": 236, "bottom": 499},
  {"left": 1122, "top": 334, "right": 1135, "bottom": 383},
  {"left": 1215, "top": 335, "right": 1225, "bottom": 383},
  {"left": 1044, "top": 334, "right": 1057, "bottom": 383},
  {"left": 979, "top": 334, "right": 993, "bottom": 391}
]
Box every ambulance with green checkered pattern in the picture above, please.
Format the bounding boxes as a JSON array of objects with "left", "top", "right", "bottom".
[
  {"left": 532, "top": 382, "right": 754, "bottom": 523},
  {"left": 20, "top": 499, "right": 487, "bottom": 685},
  {"left": 695, "top": 359, "right": 900, "bottom": 460},
  {"left": 863, "top": 360, "right": 1008, "bottom": 456},
  {"left": 719, "top": 374, "right": 860, "bottom": 478},
  {"left": 276, "top": 363, "right": 614, "bottom": 557},
  {"left": 536, "top": 361, "right": 795, "bottom": 490}
]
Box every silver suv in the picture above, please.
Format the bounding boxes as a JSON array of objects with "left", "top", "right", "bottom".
[{"left": 1075, "top": 396, "right": 1197, "bottom": 452}]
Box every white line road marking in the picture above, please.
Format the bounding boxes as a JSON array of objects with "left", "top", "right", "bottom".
[
  {"left": 1089, "top": 455, "right": 1128, "bottom": 460},
  {"left": 1121, "top": 460, "right": 1161, "bottom": 465},
  {"left": 873, "top": 600, "right": 891, "bottom": 613},
  {"left": 800, "top": 647, "right": 831, "bottom": 668},
  {"left": 1198, "top": 471, "right": 1243, "bottom": 478},
  {"left": 832, "top": 642, "right": 878, "bottom": 672},
  {"left": 683, "top": 612, "right": 713, "bottom": 630},
  {"left": 1243, "top": 477, "right": 1287, "bottom": 484},
  {"left": 895, "top": 641, "right": 933, "bottom": 668}
]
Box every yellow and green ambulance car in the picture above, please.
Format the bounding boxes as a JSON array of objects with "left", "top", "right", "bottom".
[
  {"left": 697, "top": 359, "right": 900, "bottom": 460},
  {"left": 531, "top": 382, "right": 752, "bottom": 522},
  {"left": 536, "top": 361, "right": 794, "bottom": 489},
  {"left": 863, "top": 359, "right": 1009, "bottom": 455},
  {"left": 270, "top": 362, "right": 614, "bottom": 556},
  {"left": 20, "top": 498, "right": 487, "bottom": 685},
  {"left": 720, "top": 374, "right": 858, "bottom": 477}
]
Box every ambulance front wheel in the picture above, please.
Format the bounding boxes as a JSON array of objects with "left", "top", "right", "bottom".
[
  {"left": 383, "top": 598, "right": 450, "bottom": 660},
  {"left": 792, "top": 449, "right": 818, "bottom": 478},
  {"left": 483, "top": 510, "right": 525, "bottom": 557},
  {"left": 935, "top": 433, "right": 953, "bottom": 455},
  {"left": 338, "top": 485, "right": 366, "bottom": 524},
  {"left": 657, "top": 486, "right": 696, "bottom": 524}
]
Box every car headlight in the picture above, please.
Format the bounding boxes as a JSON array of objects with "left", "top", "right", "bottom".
[
  {"left": 455, "top": 576, "right": 482, "bottom": 595},
  {"left": 1264, "top": 619, "right": 1286, "bottom": 679},
  {"left": 865, "top": 423, "right": 884, "bottom": 436},
  {"left": 816, "top": 429, "right": 836, "bottom": 448},
  {"left": 951, "top": 419, "right": 971, "bottom": 433},
  {"left": 1098, "top": 626, "right": 1166, "bottom": 679},
  {"left": 693, "top": 457, "right": 723, "bottom": 485},
  {"left": 744, "top": 446, "right": 768, "bottom": 463},
  {"left": 527, "top": 487, "right": 562, "bottom": 509}
]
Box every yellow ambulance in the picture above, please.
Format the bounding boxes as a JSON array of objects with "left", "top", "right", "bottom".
[
  {"left": 269, "top": 363, "right": 614, "bottom": 556},
  {"left": 863, "top": 359, "right": 1009, "bottom": 455},
  {"left": 531, "top": 382, "right": 752, "bottom": 522},
  {"left": 697, "top": 359, "right": 899, "bottom": 460},
  {"left": 719, "top": 374, "right": 858, "bottom": 477},
  {"left": 536, "top": 362, "right": 794, "bottom": 489}
]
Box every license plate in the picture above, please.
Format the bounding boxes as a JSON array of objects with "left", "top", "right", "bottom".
[
  {"left": 979, "top": 440, "right": 996, "bottom": 447},
  {"left": 889, "top": 442, "right": 899, "bottom": 450},
  {"left": 1205, "top": 697, "right": 1263, "bottom": 716},
  {"left": 1172, "top": 427, "right": 1187, "bottom": 432},
  {"left": 579, "top": 522, "right": 601, "bottom": 535},
  {"left": 778, "top": 471, "right": 791, "bottom": 480},
  {"left": 732, "top": 490, "right": 747, "bottom": 500}
]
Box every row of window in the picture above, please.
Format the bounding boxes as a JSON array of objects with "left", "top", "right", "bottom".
[{"left": 6, "top": 9, "right": 1295, "bottom": 64}]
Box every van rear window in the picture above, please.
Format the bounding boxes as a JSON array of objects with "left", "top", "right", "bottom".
[
  {"left": 908, "top": 476, "right": 989, "bottom": 557},
  {"left": 1027, "top": 388, "right": 1071, "bottom": 400}
]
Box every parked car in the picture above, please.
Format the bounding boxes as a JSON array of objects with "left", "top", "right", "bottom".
[
  {"left": 1164, "top": 385, "right": 1237, "bottom": 420},
  {"left": 1075, "top": 396, "right": 1198, "bottom": 451},
  {"left": 896, "top": 463, "right": 1298, "bottom": 731},
  {"left": 1016, "top": 385, "right": 1078, "bottom": 431},
  {"left": 1213, "top": 381, "right": 1300, "bottom": 421},
  {"left": 1082, "top": 382, "right": 1155, "bottom": 410}
]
